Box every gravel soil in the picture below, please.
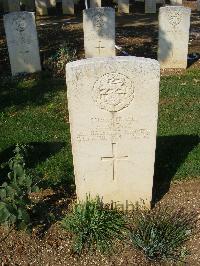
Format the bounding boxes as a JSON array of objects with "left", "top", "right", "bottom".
[{"left": 0, "top": 180, "right": 200, "bottom": 266}]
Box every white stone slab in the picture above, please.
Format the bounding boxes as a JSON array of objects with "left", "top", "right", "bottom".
[
  {"left": 90, "top": 0, "right": 101, "bottom": 8},
  {"left": 118, "top": 0, "right": 129, "bottom": 14},
  {"left": 145, "top": 0, "right": 156, "bottom": 13},
  {"left": 47, "top": 0, "right": 56, "bottom": 7},
  {"left": 8, "top": 0, "right": 20, "bottom": 12},
  {"left": 35, "top": 0, "right": 48, "bottom": 15},
  {"left": 170, "top": 0, "right": 182, "bottom": 5},
  {"left": 83, "top": 7, "right": 115, "bottom": 58},
  {"left": 4, "top": 11, "right": 41, "bottom": 76},
  {"left": 158, "top": 6, "right": 191, "bottom": 69},
  {"left": 66, "top": 56, "right": 160, "bottom": 209},
  {"left": 62, "top": 0, "right": 74, "bottom": 14}
]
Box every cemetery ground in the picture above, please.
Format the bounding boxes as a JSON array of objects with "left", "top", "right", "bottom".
[{"left": 0, "top": 3, "right": 200, "bottom": 266}]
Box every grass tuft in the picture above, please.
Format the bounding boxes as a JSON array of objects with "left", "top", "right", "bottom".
[
  {"left": 130, "top": 206, "right": 196, "bottom": 262},
  {"left": 61, "top": 196, "right": 127, "bottom": 254}
]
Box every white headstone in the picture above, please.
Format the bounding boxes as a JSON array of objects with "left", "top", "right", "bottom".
[
  {"left": 66, "top": 56, "right": 160, "bottom": 209},
  {"left": 158, "top": 6, "right": 191, "bottom": 69},
  {"left": 62, "top": 0, "right": 74, "bottom": 14},
  {"left": 83, "top": 7, "right": 115, "bottom": 58},
  {"left": 118, "top": 0, "right": 129, "bottom": 14},
  {"left": 90, "top": 0, "right": 101, "bottom": 8},
  {"left": 47, "top": 0, "right": 56, "bottom": 7},
  {"left": 8, "top": 0, "right": 20, "bottom": 12},
  {"left": 145, "top": 0, "right": 156, "bottom": 13},
  {"left": 170, "top": 0, "right": 182, "bottom": 5},
  {"left": 4, "top": 11, "right": 41, "bottom": 76},
  {"left": 35, "top": 0, "right": 48, "bottom": 15}
]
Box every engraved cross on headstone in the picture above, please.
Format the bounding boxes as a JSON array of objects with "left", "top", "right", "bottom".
[
  {"left": 101, "top": 143, "right": 128, "bottom": 181},
  {"left": 95, "top": 40, "right": 105, "bottom": 55}
]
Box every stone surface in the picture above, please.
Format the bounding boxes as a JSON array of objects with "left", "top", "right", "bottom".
[
  {"left": 83, "top": 7, "right": 115, "bottom": 58},
  {"left": 145, "top": 0, "right": 156, "bottom": 13},
  {"left": 66, "top": 56, "right": 160, "bottom": 208},
  {"left": 197, "top": 0, "right": 200, "bottom": 11},
  {"left": 35, "top": 0, "right": 48, "bottom": 15},
  {"left": 158, "top": 6, "right": 191, "bottom": 69},
  {"left": 47, "top": 0, "right": 56, "bottom": 7},
  {"left": 90, "top": 0, "right": 101, "bottom": 8},
  {"left": 7, "top": 0, "right": 20, "bottom": 12},
  {"left": 62, "top": 0, "right": 74, "bottom": 14},
  {"left": 170, "top": 0, "right": 182, "bottom": 5},
  {"left": 4, "top": 11, "right": 41, "bottom": 76},
  {"left": 118, "top": 0, "right": 129, "bottom": 14}
]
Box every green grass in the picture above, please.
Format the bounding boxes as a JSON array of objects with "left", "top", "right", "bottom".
[{"left": 0, "top": 69, "right": 199, "bottom": 191}]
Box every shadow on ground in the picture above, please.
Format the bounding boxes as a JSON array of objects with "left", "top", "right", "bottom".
[{"left": 152, "top": 134, "right": 200, "bottom": 206}]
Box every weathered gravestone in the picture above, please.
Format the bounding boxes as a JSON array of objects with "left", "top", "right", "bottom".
[
  {"left": 66, "top": 57, "right": 160, "bottom": 209},
  {"left": 158, "top": 6, "right": 191, "bottom": 69},
  {"left": 47, "top": 0, "right": 56, "bottom": 7},
  {"left": 170, "top": 0, "right": 182, "bottom": 5},
  {"left": 4, "top": 11, "right": 41, "bottom": 76},
  {"left": 62, "top": 0, "right": 74, "bottom": 14},
  {"left": 90, "top": 0, "right": 101, "bottom": 8},
  {"left": 7, "top": 0, "right": 20, "bottom": 12},
  {"left": 35, "top": 0, "right": 48, "bottom": 15},
  {"left": 145, "top": 0, "right": 156, "bottom": 13},
  {"left": 118, "top": 0, "right": 129, "bottom": 14},
  {"left": 83, "top": 7, "right": 115, "bottom": 58}
]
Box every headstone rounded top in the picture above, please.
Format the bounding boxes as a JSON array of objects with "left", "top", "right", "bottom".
[
  {"left": 83, "top": 7, "right": 115, "bottom": 13},
  {"left": 4, "top": 11, "right": 34, "bottom": 19},
  {"left": 159, "top": 5, "right": 191, "bottom": 13},
  {"left": 66, "top": 56, "right": 160, "bottom": 71}
]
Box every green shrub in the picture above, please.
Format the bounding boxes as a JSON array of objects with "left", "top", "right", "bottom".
[
  {"left": 61, "top": 196, "right": 127, "bottom": 254},
  {"left": 0, "top": 144, "right": 39, "bottom": 229},
  {"left": 130, "top": 206, "right": 195, "bottom": 262},
  {"left": 45, "top": 42, "right": 77, "bottom": 77}
]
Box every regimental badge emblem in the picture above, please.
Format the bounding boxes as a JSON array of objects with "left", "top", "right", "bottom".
[{"left": 92, "top": 73, "right": 134, "bottom": 112}]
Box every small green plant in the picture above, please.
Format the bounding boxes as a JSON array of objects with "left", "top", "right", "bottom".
[
  {"left": 130, "top": 206, "right": 195, "bottom": 262},
  {"left": 45, "top": 42, "right": 77, "bottom": 76},
  {"left": 0, "top": 144, "right": 39, "bottom": 229},
  {"left": 61, "top": 196, "right": 127, "bottom": 254}
]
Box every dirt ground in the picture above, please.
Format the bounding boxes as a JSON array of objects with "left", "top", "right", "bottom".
[
  {"left": 0, "top": 1, "right": 200, "bottom": 265},
  {"left": 0, "top": 180, "right": 200, "bottom": 265}
]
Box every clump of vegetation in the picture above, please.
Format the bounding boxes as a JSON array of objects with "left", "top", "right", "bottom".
[
  {"left": 61, "top": 196, "right": 127, "bottom": 254},
  {"left": 0, "top": 145, "right": 39, "bottom": 229},
  {"left": 45, "top": 42, "right": 77, "bottom": 77},
  {"left": 130, "top": 206, "right": 195, "bottom": 263}
]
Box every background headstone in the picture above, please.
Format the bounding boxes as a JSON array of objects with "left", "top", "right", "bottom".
[
  {"left": 8, "top": 0, "right": 20, "bottom": 12},
  {"left": 62, "top": 0, "right": 74, "bottom": 14},
  {"left": 118, "top": 0, "right": 129, "bottom": 14},
  {"left": 83, "top": 7, "right": 115, "bottom": 58},
  {"left": 4, "top": 11, "right": 41, "bottom": 75},
  {"left": 158, "top": 6, "right": 191, "bottom": 69},
  {"left": 170, "top": 0, "right": 182, "bottom": 5},
  {"left": 145, "top": 0, "right": 156, "bottom": 13},
  {"left": 90, "top": 0, "right": 101, "bottom": 8},
  {"left": 66, "top": 56, "right": 160, "bottom": 208},
  {"left": 46, "top": 0, "right": 56, "bottom": 7},
  {"left": 35, "top": 0, "right": 48, "bottom": 15}
]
